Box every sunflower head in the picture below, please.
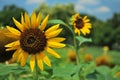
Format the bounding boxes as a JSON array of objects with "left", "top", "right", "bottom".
[
  {"left": 103, "top": 46, "right": 109, "bottom": 53},
  {"left": 67, "top": 49, "right": 76, "bottom": 62},
  {"left": 71, "top": 13, "right": 92, "bottom": 36},
  {"left": 95, "top": 55, "right": 114, "bottom": 68},
  {"left": 83, "top": 53, "right": 93, "bottom": 62},
  {"left": 20, "top": 28, "right": 47, "bottom": 54},
  {"left": 114, "top": 72, "right": 120, "bottom": 78},
  {"left": 0, "top": 28, "right": 16, "bottom": 63},
  {"left": 5, "top": 12, "right": 66, "bottom": 72}
]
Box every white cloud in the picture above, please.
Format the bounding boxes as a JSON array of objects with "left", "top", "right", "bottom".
[
  {"left": 75, "top": 5, "right": 85, "bottom": 11},
  {"left": 95, "top": 6, "right": 110, "bottom": 13},
  {"left": 26, "top": 0, "right": 46, "bottom": 4},
  {"left": 78, "top": 0, "right": 99, "bottom": 5},
  {"left": 75, "top": 0, "right": 100, "bottom": 12}
]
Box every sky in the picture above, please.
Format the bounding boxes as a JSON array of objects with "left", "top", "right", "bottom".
[{"left": 0, "top": 0, "right": 120, "bottom": 21}]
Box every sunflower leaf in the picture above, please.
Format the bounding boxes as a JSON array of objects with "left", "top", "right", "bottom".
[
  {"left": 95, "top": 66, "right": 116, "bottom": 80},
  {"left": 48, "top": 19, "right": 69, "bottom": 28},
  {"left": 0, "top": 63, "right": 25, "bottom": 76},
  {"left": 53, "top": 63, "right": 81, "bottom": 78},
  {"left": 75, "top": 36, "right": 92, "bottom": 45}
]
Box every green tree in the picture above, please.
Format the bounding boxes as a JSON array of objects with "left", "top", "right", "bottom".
[
  {"left": 35, "top": 3, "right": 75, "bottom": 24},
  {"left": 107, "top": 13, "right": 120, "bottom": 29},
  {"left": 91, "top": 13, "right": 120, "bottom": 49},
  {"left": 0, "top": 4, "right": 26, "bottom": 28}
]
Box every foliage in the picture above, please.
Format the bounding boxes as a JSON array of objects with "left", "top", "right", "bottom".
[
  {"left": 0, "top": 4, "right": 26, "bottom": 28},
  {"left": 91, "top": 13, "right": 120, "bottom": 49},
  {"left": 36, "top": 3, "right": 75, "bottom": 24}
]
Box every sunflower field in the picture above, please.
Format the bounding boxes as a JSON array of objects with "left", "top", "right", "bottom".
[{"left": 0, "top": 2, "right": 120, "bottom": 80}]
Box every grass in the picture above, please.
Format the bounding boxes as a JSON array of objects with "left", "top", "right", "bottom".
[{"left": 0, "top": 46, "right": 120, "bottom": 80}]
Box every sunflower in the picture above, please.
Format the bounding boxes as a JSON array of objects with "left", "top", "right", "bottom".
[
  {"left": 114, "top": 72, "right": 120, "bottom": 78},
  {"left": 71, "top": 13, "right": 92, "bottom": 36},
  {"left": 5, "top": 12, "right": 66, "bottom": 72},
  {"left": 95, "top": 55, "right": 114, "bottom": 68},
  {"left": 67, "top": 49, "right": 76, "bottom": 62},
  {"left": 83, "top": 53, "right": 93, "bottom": 62},
  {"left": 103, "top": 46, "right": 109, "bottom": 53},
  {"left": 0, "top": 28, "right": 16, "bottom": 63}
]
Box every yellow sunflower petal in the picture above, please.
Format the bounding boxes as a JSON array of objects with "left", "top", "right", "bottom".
[
  {"left": 4, "top": 32, "right": 19, "bottom": 39},
  {"left": 20, "top": 52, "right": 28, "bottom": 66},
  {"left": 36, "top": 53, "right": 44, "bottom": 70},
  {"left": 74, "top": 28, "right": 80, "bottom": 36},
  {"left": 12, "top": 48, "right": 22, "bottom": 61},
  {"left": 84, "top": 19, "right": 90, "bottom": 23},
  {"left": 40, "top": 15, "right": 49, "bottom": 31},
  {"left": 84, "top": 28, "right": 90, "bottom": 34},
  {"left": 30, "top": 54, "right": 35, "bottom": 72},
  {"left": 81, "top": 29, "right": 86, "bottom": 35},
  {"left": 13, "top": 17, "right": 24, "bottom": 32},
  {"left": 17, "top": 53, "right": 23, "bottom": 63},
  {"left": 85, "top": 23, "right": 92, "bottom": 29},
  {"left": 45, "top": 24, "right": 59, "bottom": 34},
  {"left": 37, "top": 59, "right": 43, "bottom": 71},
  {"left": 46, "top": 29, "right": 62, "bottom": 39},
  {"left": 21, "top": 14, "right": 24, "bottom": 25},
  {"left": 43, "top": 56, "right": 51, "bottom": 67},
  {"left": 21, "top": 14, "right": 27, "bottom": 29},
  {"left": 37, "top": 52, "right": 45, "bottom": 59},
  {"left": 6, "top": 26, "right": 21, "bottom": 36},
  {"left": 85, "top": 24, "right": 92, "bottom": 28},
  {"left": 74, "top": 28, "right": 78, "bottom": 33},
  {"left": 31, "top": 12, "right": 37, "bottom": 28},
  {"left": 6, "top": 46, "right": 20, "bottom": 51},
  {"left": 48, "top": 37, "right": 65, "bottom": 43},
  {"left": 77, "top": 30, "right": 80, "bottom": 36},
  {"left": 5, "top": 40, "right": 20, "bottom": 47},
  {"left": 24, "top": 12, "right": 31, "bottom": 28},
  {"left": 85, "top": 23, "right": 91, "bottom": 26},
  {"left": 83, "top": 16, "right": 87, "bottom": 20},
  {"left": 36, "top": 12, "right": 42, "bottom": 27},
  {"left": 47, "top": 41, "right": 66, "bottom": 48},
  {"left": 46, "top": 47, "right": 61, "bottom": 58}
]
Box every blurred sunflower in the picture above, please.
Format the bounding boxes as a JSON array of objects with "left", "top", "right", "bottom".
[
  {"left": 83, "top": 53, "right": 93, "bottom": 62},
  {"left": 0, "top": 28, "right": 16, "bottom": 63},
  {"left": 114, "top": 72, "right": 120, "bottom": 78},
  {"left": 95, "top": 54, "right": 114, "bottom": 68},
  {"left": 67, "top": 49, "right": 76, "bottom": 62},
  {"left": 71, "top": 13, "right": 92, "bottom": 36},
  {"left": 103, "top": 46, "right": 109, "bottom": 54},
  {"left": 5, "top": 12, "right": 66, "bottom": 72}
]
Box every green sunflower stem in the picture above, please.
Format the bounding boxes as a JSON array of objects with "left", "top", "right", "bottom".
[
  {"left": 65, "top": 23, "right": 84, "bottom": 80},
  {"left": 73, "top": 33, "right": 84, "bottom": 80},
  {"left": 34, "top": 59, "right": 39, "bottom": 80},
  {"left": 76, "top": 46, "right": 85, "bottom": 80}
]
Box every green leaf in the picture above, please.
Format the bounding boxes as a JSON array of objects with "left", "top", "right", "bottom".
[
  {"left": 75, "top": 36, "right": 92, "bottom": 45},
  {"left": 67, "top": 44, "right": 75, "bottom": 50},
  {"left": 48, "top": 19, "right": 69, "bottom": 28},
  {"left": 53, "top": 63, "right": 81, "bottom": 78},
  {"left": 96, "top": 66, "right": 111, "bottom": 75},
  {"left": 96, "top": 66, "right": 115, "bottom": 80},
  {"left": 83, "top": 62, "right": 96, "bottom": 76},
  {"left": 53, "top": 64, "right": 74, "bottom": 78},
  {"left": 71, "top": 64, "right": 82, "bottom": 77},
  {"left": 0, "top": 63, "right": 25, "bottom": 76}
]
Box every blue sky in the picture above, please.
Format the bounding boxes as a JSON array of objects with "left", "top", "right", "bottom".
[{"left": 0, "top": 0, "right": 120, "bottom": 21}]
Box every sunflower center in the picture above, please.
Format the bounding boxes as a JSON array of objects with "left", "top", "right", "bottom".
[
  {"left": 75, "top": 18, "right": 84, "bottom": 29},
  {"left": 20, "top": 28, "right": 47, "bottom": 54},
  {"left": 27, "top": 36, "right": 36, "bottom": 44}
]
